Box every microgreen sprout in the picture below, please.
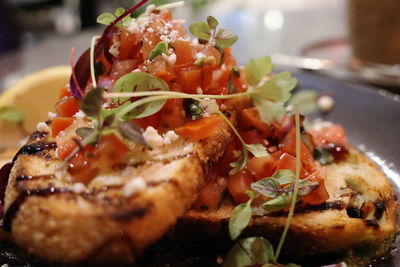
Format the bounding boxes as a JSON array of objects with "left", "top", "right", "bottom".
[{"left": 90, "top": 35, "right": 100, "bottom": 88}]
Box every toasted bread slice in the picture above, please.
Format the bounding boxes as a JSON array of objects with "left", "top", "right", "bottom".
[
  {"left": 3, "top": 119, "right": 233, "bottom": 264},
  {"left": 179, "top": 149, "right": 398, "bottom": 257}
]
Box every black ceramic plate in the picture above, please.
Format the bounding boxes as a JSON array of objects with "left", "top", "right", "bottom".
[{"left": 1, "top": 72, "right": 399, "bottom": 266}]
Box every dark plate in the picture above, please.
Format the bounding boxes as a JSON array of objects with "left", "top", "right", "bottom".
[{"left": 1, "top": 72, "right": 399, "bottom": 266}]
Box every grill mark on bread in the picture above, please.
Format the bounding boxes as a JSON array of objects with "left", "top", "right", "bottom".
[
  {"left": 15, "top": 174, "right": 55, "bottom": 183},
  {"left": 3, "top": 187, "right": 72, "bottom": 232},
  {"left": 12, "top": 142, "right": 56, "bottom": 162},
  {"left": 266, "top": 200, "right": 346, "bottom": 217},
  {"left": 112, "top": 202, "right": 152, "bottom": 221},
  {"left": 28, "top": 131, "right": 49, "bottom": 142}
]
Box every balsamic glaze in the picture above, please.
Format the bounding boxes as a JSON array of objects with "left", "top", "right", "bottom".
[
  {"left": 0, "top": 162, "right": 14, "bottom": 218},
  {"left": 3, "top": 187, "right": 70, "bottom": 232},
  {"left": 15, "top": 174, "right": 55, "bottom": 183},
  {"left": 12, "top": 142, "right": 56, "bottom": 162}
]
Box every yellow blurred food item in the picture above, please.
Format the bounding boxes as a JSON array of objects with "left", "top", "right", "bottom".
[{"left": 0, "top": 66, "right": 70, "bottom": 149}]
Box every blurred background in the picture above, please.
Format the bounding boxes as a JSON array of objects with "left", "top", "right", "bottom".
[{"left": 0, "top": 0, "right": 399, "bottom": 91}]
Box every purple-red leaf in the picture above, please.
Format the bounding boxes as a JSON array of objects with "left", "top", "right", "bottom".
[{"left": 70, "top": 48, "right": 90, "bottom": 98}]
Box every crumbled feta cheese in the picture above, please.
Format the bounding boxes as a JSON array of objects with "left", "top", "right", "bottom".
[
  {"left": 167, "top": 53, "right": 176, "bottom": 65},
  {"left": 70, "top": 183, "right": 86, "bottom": 193},
  {"left": 123, "top": 177, "right": 147, "bottom": 197},
  {"left": 147, "top": 27, "right": 154, "bottom": 33},
  {"left": 162, "top": 130, "right": 179, "bottom": 145},
  {"left": 36, "top": 122, "right": 50, "bottom": 132},
  {"left": 195, "top": 52, "right": 205, "bottom": 59},
  {"left": 317, "top": 95, "right": 335, "bottom": 112},
  {"left": 48, "top": 112, "right": 57, "bottom": 118},
  {"left": 196, "top": 87, "right": 203, "bottom": 94},
  {"left": 145, "top": 4, "right": 156, "bottom": 16},
  {"left": 160, "top": 34, "right": 171, "bottom": 43},
  {"left": 109, "top": 38, "right": 120, "bottom": 57},
  {"left": 310, "top": 119, "right": 333, "bottom": 131},
  {"left": 73, "top": 110, "right": 86, "bottom": 119},
  {"left": 143, "top": 126, "right": 164, "bottom": 148},
  {"left": 127, "top": 19, "right": 139, "bottom": 34},
  {"left": 203, "top": 98, "right": 219, "bottom": 115}
]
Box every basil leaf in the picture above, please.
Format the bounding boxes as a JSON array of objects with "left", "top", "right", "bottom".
[
  {"left": 252, "top": 100, "right": 286, "bottom": 123},
  {"left": 297, "top": 180, "right": 319, "bottom": 197},
  {"left": 222, "top": 237, "right": 275, "bottom": 267},
  {"left": 245, "top": 143, "right": 268, "bottom": 158},
  {"left": 229, "top": 194, "right": 254, "bottom": 240},
  {"left": 251, "top": 178, "right": 281, "bottom": 198},
  {"left": 253, "top": 72, "right": 297, "bottom": 103},
  {"left": 118, "top": 121, "right": 151, "bottom": 149},
  {"left": 97, "top": 12, "right": 116, "bottom": 25},
  {"left": 207, "top": 15, "right": 218, "bottom": 30},
  {"left": 113, "top": 72, "right": 169, "bottom": 119},
  {"left": 0, "top": 106, "right": 23, "bottom": 124},
  {"left": 149, "top": 41, "right": 168, "bottom": 61},
  {"left": 189, "top": 21, "right": 211, "bottom": 41},
  {"left": 245, "top": 57, "right": 274, "bottom": 87},
  {"left": 289, "top": 90, "right": 318, "bottom": 114},
  {"left": 80, "top": 87, "right": 104, "bottom": 117},
  {"left": 261, "top": 192, "right": 293, "bottom": 212},
  {"left": 114, "top": 7, "right": 125, "bottom": 17},
  {"left": 272, "top": 169, "right": 295, "bottom": 185},
  {"left": 313, "top": 147, "right": 334, "bottom": 165},
  {"left": 215, "top": 29, "right": 238, "bottom": 48},
  {"left": 229, "top": 150, "right": 247, "bottom": 175}
]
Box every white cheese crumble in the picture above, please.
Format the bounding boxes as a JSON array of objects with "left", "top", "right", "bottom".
[
  {"left": 123, "top": 177, "right": 147, "bottom": 197},
  {"left": 127, "top": 19, "right": 139, "bottom": 34},
  {"left": 73, "top": 110, "right": 86, "bottom": 119},
  {"left": 195, "top": 52, "right": 205, "bottom": 59},
  {"left": 196, "top": 87, "right": 203, "bottom": 94},
  {"left": 143, "top": 126, "right": 179, "bottom": 148},
  {"left": 143, "top": 126, "right": 164, "bottom": 148},
  {"left": 109, "top": 38, "right": 120, "bottom": 57},
  {"left": 317, "top": 95, "right": 335, "bottom": 112},
  {"left": 310, "top": 119, "right": 333, "bottom": 131},
  {"left": 70, "top": 182, "right": 86, "bottom": 193},
  {"left": 48, "top": 112, "right": 57, "bottom": 118},
  {"left": 36, "top": 122, "right": 50, "bottom": 132}
]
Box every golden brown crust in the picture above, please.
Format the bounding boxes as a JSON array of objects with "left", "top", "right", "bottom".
[
  {"left": 4, "top": 119, "right": 233, "bottom": 264},
  {"left": 179, "top": 149, "right": 398, "bottom": 257}
]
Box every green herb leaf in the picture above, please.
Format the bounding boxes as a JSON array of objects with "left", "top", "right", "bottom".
[
  {"left": 252, "top": 72, "right": 297, "bottom": 103},
  {"left": 96, "top": 12, "right": 116, "bottom": 25},
  {"left": 189, "top": 21, "right": 211, "bottom": 41},
  {"left": 313, "top": 147, "right": 334, "bottom": 165},
  {"left": 113, "top": 72, "right": 169, "bottom": 119},
  {"left": 80, "top": 87, "right": 104, "bottom": 117},
  {"left": 229, "top": 192, "right": 255, "bottom": 240},
  {"left": 245, "top": 57, "right": 274, "bottom": 87},
  {"left": 149, "top": 41, "right": 169, "bottom": 61},
  {"left": 222, "top": 237, "right": 275, "bottom": 267},
  {"left": 76, "top": 127, "right": 96, "bottom": 138},
  {"left": 183, "top": 99, "right": 204, "bottom": 120},
  {"left": 253, "top": 100, "right": 286, "bottom": 123},
  {"left": 245, "top": 143, "right": 268, "bottom": 158},
  {"left": 114, "top": 7, "right": 125, "bottom": 17},
  {"left": 207, "top": 15, "right": 218, "bottom": 30},
  {"left": 272, "top": 169, "right": 295, "bottom": 185},
  {"left": 229, "top": 150, "right": 247, "bottom": 175},
  {"left": 215, "top": 29, "right": 238, "bottom": 48},
  {"left": 297, "top": 179, "right": 319, "bottom": 197},
  {"left": 0, "top": 106, "right": 23, "bottom": 124},
  {"left": 118, "top": 121, "right": 151, "bottom": 149},
  {"left": 261, "top": 193, "right": 293, "bottom": 212},
  {"left": 288, "top": 90, "right": 318, "bottom": 114},
  {"left": 251, "top": 170, "right": 295, "bottom": 198}
]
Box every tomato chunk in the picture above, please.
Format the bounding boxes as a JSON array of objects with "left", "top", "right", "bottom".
[
  {"left": 247, "top": 155, "right": 276, "bottom": 180},
  {"left": 178, "top": 68, "right": 202, "bottom": 93},
  {"left": 68, "top": 150, "right": 98, "bottom": 184},
  {"left": 51, "top": 117, "right": 75, "bottom": 138},
  {"left": 240, "top": 107, "right": 272, "bottom": 138},
  {"left": 228, "top": 169, "right": 255, "bottom": 204},
  {"left": 59, "top": 86, "right": 72, "bottom": 99},
  {"left": 91, "top": 133, "right": 130, "bottom": 170},
  {"left": 56, "top": 97, "right": 80, "bottom": 117},
  {"left": 301, "top": 173, "right": 329, "bottom": 205},
  {"left": 173, "top": 40, "right": 194, "bottom": 65},
  {"left": 275, "top": 153, "right": 308, "bottom": 178},
  {"left": 192, "top": 178, "right": 227, "bottom": 211},
  {"left": 175, "top": 114, "right": 223, "bottom": 140}
]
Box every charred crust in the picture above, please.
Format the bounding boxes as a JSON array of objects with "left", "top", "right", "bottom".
[
  {"left": 365, "top": 220, "right": 379, "bottom": 228},
  {"left": 112, "top": 203, "right": 152, "bottom": 222},
  {"left": 346, "top": 206, "right": 362, "bottom": 218},
  {"left": 28, "top": 131, "right": 49, "bottom": 142},
  {"left": 374, "top": 202, "right": 385, "bottom": 220},
  {"left": 270, "top": 200, "right": 346, "bottom": 216},
  {"left": 332, "top": 224, "right": 345, "bottom": 230},
  {"left": 15, "top": 174, "right": 55, "bottom": 183},
  {"left": 12, "top": 142, "right": 56, "bottom": 162}
]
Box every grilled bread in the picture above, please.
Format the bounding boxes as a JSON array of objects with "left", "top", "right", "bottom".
[
  {"left": 179, "top": 149, "right": 398, "bottom": 257},
  {"left": 3, "top": 119, "right": 233, "bottom": 264}
]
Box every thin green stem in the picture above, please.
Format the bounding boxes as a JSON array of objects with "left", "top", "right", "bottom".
[
  {"left": 90, "top": 36, "right": 100, "bottom": 88},
  {"left": 274, "top": 103, "right": 301, "bottom": 261},
  {"left": 104, "top": 90, "right": 249, "bottom": 100}
]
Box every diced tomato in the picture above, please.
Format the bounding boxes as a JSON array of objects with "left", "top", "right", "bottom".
[
  {"left": 134, "top": 113, "right": 161, "bottom": 129},
  {"left": 247, "top": 155, "right": 277, "bottom": 180},
  {"left": 240, "top": 107, "right": 273, "bottom": 138},
  {"left": 301, "top": 172, "right": 329, "bottom": 205},
  {"left": 141, "top": 21, "right": 164, "bottom": 59},
  {"left": 59, "top": 86, "right": 72, "bottom": 99},
  {"left": 117, "top": 30, "right": 139, "bottom": 60},
  {"left": 68, "top": 150, "right": 98, "bottom": 184},
  {"left": 224, "top": 96, "right": 253, "bottom": 113},
  {"left": 51, "top": 117, "right": 75, "bottom": 138},
  {"left": 178, "top": 68, "right": 202, "bottom": 93},
  {"left": 175, "top": 114, "right": 223, "bottom": 140},
  {"left": 228, "top": 169, "right": 255, "bottom": 204},
  {"left": 172, "top": 40, "right": 194, "bottom": 65},
  {"left": 202, "top": 64, "right": 214, "bottom": 90},
  {"left": 55, "top": 119, "right": 90, "bottom": 160},
  {"left": 55, "top": 97, "right": 80, "bottom": 117},
  {"left": 310, "top": 124, "right": 348, "bottom": 149},
  {"left": 159, "top": 9, "right": 172, "bottom": 21},
  {"left": 239, "top": 129, "right": 266, "bottom": 145},
  {"left": 192, "top": 178, "right": 227, "bottom": 211},
  {"left": 275, "top": 153, "right": 307, "bottom": 177},
  {"left": 147, "top": 56, "right": 174, "bottom": 81},
  {"left": 280, "top": 127, "right": 314, "bottom": 171},
  {"left": 223, "top": 47, "right": 236, "bottom": 67},
  {"left": 158, "top": 98, "right": 185, "bottom": 129},
  {"left": 91, "top": 133, "right": 130, "bottom": 170},
  {"left": 110, "top": 59, "right": 138, "bottom": 80}
]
